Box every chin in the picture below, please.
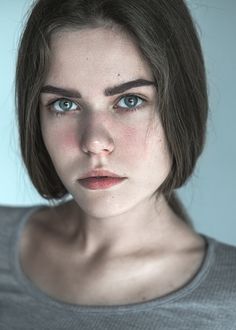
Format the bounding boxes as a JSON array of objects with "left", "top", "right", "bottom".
[{"left": 71, "top": 192, "right": 138, "bottom": 219}]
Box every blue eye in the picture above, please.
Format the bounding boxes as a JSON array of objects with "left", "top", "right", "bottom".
[
  {"left": 116, "top": 95, "right": 144, "bottom": 111},
  {"left": 50, "top": 99, "right": 79, "bottom": 112}
]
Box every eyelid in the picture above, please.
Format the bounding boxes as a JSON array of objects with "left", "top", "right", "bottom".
[
  {"left": 46, "top": 97, "right": 79, "bottom": 106},
  {"left": 116, "top": 92, "right": 147, "bottom": 99},
  {"left": 114, "top": 93, "right": 147, "bottom": 104}
]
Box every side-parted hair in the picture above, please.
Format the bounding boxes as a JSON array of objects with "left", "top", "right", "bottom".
[{"left": 15, "top": 0, "right": 208, "bottom": 225}]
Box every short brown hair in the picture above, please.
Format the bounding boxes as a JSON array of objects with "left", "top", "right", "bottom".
[{"left": 15, "top": 0, "right": 208, "bottom": 223}]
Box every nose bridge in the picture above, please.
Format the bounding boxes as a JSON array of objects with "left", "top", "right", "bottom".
[{"left": 80, "top": 110, "right": 115, "bottom": 155}]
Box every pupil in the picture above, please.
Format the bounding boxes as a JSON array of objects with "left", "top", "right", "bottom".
[
  {"left": 60, "top": 100, "right": 71, "bottom": 110},
  {"left": 125, "top": 96, "right": 137, "bottom": 107}
]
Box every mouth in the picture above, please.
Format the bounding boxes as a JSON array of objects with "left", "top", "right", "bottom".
[
  {"left": 78, "top": 176, "right": 126, "bottom": 190},
  {"left": 78, "top": 168, "right": 127, "bottom": 190}
]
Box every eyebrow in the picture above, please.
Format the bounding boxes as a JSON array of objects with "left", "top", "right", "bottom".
[
  {"left": 40, "top": 79, "right": 155, "bottom": 98},
  {"left": 104, "top": 79, "right": 155, "bottom": 96},
  {"left": 40, "top": 86, "right": 81, "bottom": 98}
]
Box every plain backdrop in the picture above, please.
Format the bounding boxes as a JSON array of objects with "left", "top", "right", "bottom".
[{"left": 0, "top": 0, "right": 235, "bottom": 244}]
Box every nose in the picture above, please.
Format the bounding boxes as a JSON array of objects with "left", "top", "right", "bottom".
[{"left": 81, "top": 121, "right": 115, "bottom": 156}]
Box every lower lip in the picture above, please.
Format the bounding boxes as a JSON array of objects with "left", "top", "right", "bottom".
[{"left": 78, "top": 177, "right": 126, "bottom": 190}]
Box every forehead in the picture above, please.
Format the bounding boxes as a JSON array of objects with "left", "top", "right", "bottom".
[{"left": 46, "top": 27, "right": 154, "bottom": 83}]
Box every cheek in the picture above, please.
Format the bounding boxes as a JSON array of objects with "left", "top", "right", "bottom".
[
  {"left": 118, "top": 124, "right": 151, "bottom": 162},
  {"left": 121, "top": 121, "right": 171, "bottom": 169},
  {"left": 56, "top": 130, "right": 78, "bottom": 149},
  {"left": 41, "top": 117, "right": 79, "bottom": 162},
  {"left": 44, "top": 127, "right": 80, "bottom": 179}
]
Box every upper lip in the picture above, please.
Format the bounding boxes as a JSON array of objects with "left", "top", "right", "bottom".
[{"left": 79, "top": 169, "right": 125, "bottom": 179}]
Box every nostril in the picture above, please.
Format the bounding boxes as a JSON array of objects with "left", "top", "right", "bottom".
[{"left": 81, "top": 135, "right": 115, "bottom": 156}]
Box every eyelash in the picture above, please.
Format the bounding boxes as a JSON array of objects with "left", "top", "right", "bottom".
[{"left": 46, "top": 94, "right": 147, "bottom": 116}]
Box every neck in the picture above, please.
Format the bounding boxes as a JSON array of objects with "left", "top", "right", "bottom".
[{"left": 56, "top": 194, "right": 190, "bottom": 258}]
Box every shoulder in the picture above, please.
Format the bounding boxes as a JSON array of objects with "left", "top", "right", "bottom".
[
  {"left": 0, "top": 205, "right": 29, "bottom": 227},
  {"left": 0, "top": 204, "right": 49, "bottom": 259},
  {"left": 205, "top": 235, "right": 236, "bottom": 275},
  {"left": 0, "top": 205, "right": 34, "bottom": 225},
  {"left": 212, "top": 236, "right": 236, "bottom": 266},
  {"left": 0, "top": 204, "right": 31, "bottom": 217},
  {"left": 203, "top": 235, "right": 236, "bottom": 300},
  {"left": 0, "top": 204, "right": 48, "bottom": 232}
]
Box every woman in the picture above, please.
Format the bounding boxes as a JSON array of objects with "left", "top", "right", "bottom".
[{"left": 0, "top": 0, "right": 235, "bottom": 328}]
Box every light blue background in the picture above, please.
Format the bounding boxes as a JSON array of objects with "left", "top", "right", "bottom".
[{"left": 0, "top": 1, "right": 235, "bottom": 244}]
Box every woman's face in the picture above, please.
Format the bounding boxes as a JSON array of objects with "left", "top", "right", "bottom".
[{"left": 40, "top": 27, "right": 171, "bottom": 218}]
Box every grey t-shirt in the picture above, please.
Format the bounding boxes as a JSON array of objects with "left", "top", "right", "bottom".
[{"left": 0, "top": 205, "right": 236, "bottom": 330}]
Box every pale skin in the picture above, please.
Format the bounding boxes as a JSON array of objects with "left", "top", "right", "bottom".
[{"left": 20, "top": 27, "right": 206, "bottom": 305}]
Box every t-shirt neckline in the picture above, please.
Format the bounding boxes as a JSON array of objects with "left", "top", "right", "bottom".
[{"left": 10, "top": 205, "right": 216, "bottom": 313}]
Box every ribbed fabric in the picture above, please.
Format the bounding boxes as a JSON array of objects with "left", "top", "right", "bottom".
[{"left": 0, "top": 205, "right": 236, "bottom": 330}]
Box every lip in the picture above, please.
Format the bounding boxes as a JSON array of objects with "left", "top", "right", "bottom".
[
  {"left": 79, "top": 169, "right": 124, "bottom": 180},
  {"left": 78, "top": 177, "right": 126, "bottom": 190},
  {"left": 78, "top": 169, "right": 127, "bottom": 190}
]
